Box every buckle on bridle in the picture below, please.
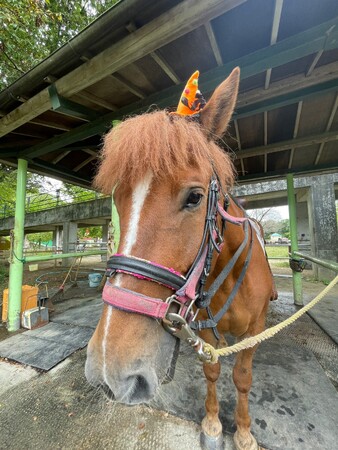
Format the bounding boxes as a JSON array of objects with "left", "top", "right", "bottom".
[
  {"left": 164, "top": 294, "right": 199, "bottom": 322},
  {"left": 162, "top": 312, "right": 211, "bottom": 363}
]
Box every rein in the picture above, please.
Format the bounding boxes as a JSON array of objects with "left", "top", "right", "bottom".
[{"left": 103, "top": 176, "right": 251, "bottom": 362}]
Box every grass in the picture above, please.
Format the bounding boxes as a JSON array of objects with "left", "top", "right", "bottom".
[{"left": 265, "top": 245, "right": 289, "bottom": 258}]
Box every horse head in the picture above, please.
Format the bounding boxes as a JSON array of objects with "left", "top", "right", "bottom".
[{"left": 85, "top": 68, "right": 240, "bottom": 405}]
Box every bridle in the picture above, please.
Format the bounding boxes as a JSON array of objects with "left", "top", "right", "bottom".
[{"left": 102, "top": 176, "right": 252, "bottom": 362}]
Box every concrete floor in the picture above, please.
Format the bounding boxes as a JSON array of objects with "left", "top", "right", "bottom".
[{"left": 0, "top": 276, "right": 337, "bottom": 450}]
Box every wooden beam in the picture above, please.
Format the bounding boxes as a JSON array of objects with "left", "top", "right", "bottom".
[
  {"left": 306, "top": 25, "right": 336, "bottom": 76},
  {"left": 52, "top": 150, "right": 71, "bottom": 164},
  {"left": 238, "top": 161, "right": 338, "bottom": 182},
  {"left": 30, "top": 117, "right": 72, "bottom": 131},
  {"left": 48, "top": 85, "right": 100, "bottom": 120},
  {"left": 240, "top": 158, "right": 245, "bottom": 176},
  {"left": 149, "top": 51, "right": 180, "bottom": 84},
  {"left": 126, "top": 21, "right": 180, "bottom": 85},
  {"left": 314, "top": 93, "right": 338, "bottom": 164},
  {"left": 111, "top": 73, "right": 146, "bottom": 99},
  {"left": 237, "top": 130, "right": 338, "bottom": 159},
  {"left": 21, "top": 69, "right": 338, "bottom": 161},
  {"left": 236, "top": 77, "right": 338, "bottom": 120},
  {"left": 288, "top": 100, "right": 303, "bottom": 168},
  {"left": 73, "top": 155, "right": 97, "bottom": 172},
  {"left": 10, "top": 130, "right": 46, "bottom": 139},
  {"left": 29, "top": 160, "right": 92, "bottom": 185},
  {"left": 19, "top": 22, "right": 338, "bottom": 159},
  {"left": 306, "top": 50, "right": 323, "bottom": 77},
  {"left": 204, "top": 21, "right": 223, "bottom": 66},
  {"left": 234, "top": 119, "right": 241, "bottom": 150},
  {"left": 82, "top": 148, "right": 98, "bottom": 156},
  {"left": 0, "top": 0, "right": 248, "bottom": 136},
  {"left": 237, "top": 61, "right": 338, "bottom": 108},
  {"left": 265, "top": 0, "right": 283, "bottom": 89},
  {"left": 264, "top": 111, "right": 268, "bottom": 145},
  {"left": 264, "top": 153, "right": 268, "bottom": 173},
  {"left": 74, "top": 91, "right": 118, "bottom": 111}
]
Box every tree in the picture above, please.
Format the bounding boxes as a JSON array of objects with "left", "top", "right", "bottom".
[
  {"left": 0, "top": 0, "right": 118, "bottom": 91},
  {"left": 0, "top": 163, "right": 49, "bottom": 216}
]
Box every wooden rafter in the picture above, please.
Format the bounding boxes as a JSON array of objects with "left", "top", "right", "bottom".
[
  {"left": 126, "top": 21, "right": 180, "bottom": 85},
  {"left": 288, "top": 100, "right": 303, "bottom": 168},
  {"left": 110, "top": 73, "right": 146, "bottom": 99},
  {"left": 204, "top": 21, "right": 223, "bottom": 66},
  {"left": 149, "top": 51, "right": 180, "bottom": 84},
  {"left": 237, "top": 130, "right": 338, "bottom": 159},
  {"left": 265, "top": 0, "right": 283, "bottom": 90},
  {"left": 306, "top": 25, "right": 336, "bottom": 76},
  {"left": 73, "top": 155, "right": 97, "bottom": 172},
  {"left": 314, "top": 93, "right": 338, "bottom": 165},
  {"left": 52, "top": 150, "right": 71, "bottom": 164},
  {"left": 234, "top": 119, "right": 242, "bottom": 151}
]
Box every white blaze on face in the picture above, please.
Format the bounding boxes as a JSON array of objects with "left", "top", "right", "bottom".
[{"left": 102, "top": 172, "right": 153, "bottom": 383}]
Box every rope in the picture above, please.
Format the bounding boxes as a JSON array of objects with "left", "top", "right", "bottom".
[{"left": 203, "top": 274, "right": 338, "bottom": 364}]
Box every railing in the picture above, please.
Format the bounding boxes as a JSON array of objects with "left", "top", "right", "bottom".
[
  {"left": 1, "top": 190, "right": 108, "bottom": 219},
  {"left": 0, "top": 241, "right": 108, "bottom": 264},
  {"left": 294, "top": 251, "right": 338, "bottom": 272}
]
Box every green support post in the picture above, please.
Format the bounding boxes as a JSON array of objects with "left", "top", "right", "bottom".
[
  {"left": 286, "top": 173, "right": 303, "bottom": 306},
  {"left": 7, "top": 159, "right": 28, "bottom": 331}
]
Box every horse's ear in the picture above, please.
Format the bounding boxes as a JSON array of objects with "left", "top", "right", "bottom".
[{"left": 199, "top": 67, "right": 240, "bottom": 140}]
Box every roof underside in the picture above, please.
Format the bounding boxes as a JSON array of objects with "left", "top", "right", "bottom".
[{"left": 0, "top": 0, "right": 338, "bottom": 188}]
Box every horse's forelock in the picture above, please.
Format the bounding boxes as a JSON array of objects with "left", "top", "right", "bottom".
[{"left": 93, "top": 110, "right": 234, "bottom": 194}]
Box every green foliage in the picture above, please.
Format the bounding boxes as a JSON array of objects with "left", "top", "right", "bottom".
[
  {"left": 278, "top": 219, "right": 290, "bottom": 239},
  {"left": 0, "top": 163, "right": 49, "bottom": 215},
  {"left": 60, "top": 183, "right": 97, "bottom": 202},
  {"left": 0, "top": 0, "right": 118, "bottom": 91},
  {"left": 77, "top": 226, "right": 102, "bottom": 239},
  {"left": 26, "top": 231, "right": 53, "bottom": 246}
]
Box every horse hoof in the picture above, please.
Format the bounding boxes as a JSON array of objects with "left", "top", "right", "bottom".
[
  {"left": 200, "top": 432, "right": 224, "bottom": 450},
  {"left": 233, "top": 430, "right": 259, "bottom": 450}
]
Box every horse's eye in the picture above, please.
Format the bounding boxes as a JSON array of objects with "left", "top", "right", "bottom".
[{"left": 185, "top": 191, "right": 203, "bottom": 208}]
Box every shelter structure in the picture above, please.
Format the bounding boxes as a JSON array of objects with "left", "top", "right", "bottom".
[{"left": 0, "top": 0, "right": 337, "bottom": 330}]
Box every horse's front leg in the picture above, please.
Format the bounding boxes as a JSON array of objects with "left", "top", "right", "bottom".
[
  {"left": 232, "top": 345, "right": 264, "bottom": 450},
  {"left": 200, "top": 334, "right": 226, "bottom": 450}
]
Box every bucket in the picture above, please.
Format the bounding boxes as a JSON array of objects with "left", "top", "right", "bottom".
[{"left": 88, "top": 273, "right": 103, "bottom": 288}]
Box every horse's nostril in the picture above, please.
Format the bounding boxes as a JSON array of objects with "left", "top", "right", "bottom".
[
  {"left": 135, "top": 374, "right": 150, "bottom": 396},
  {"left": 123, "top": 372, "right": 156, "bottom": 404}
]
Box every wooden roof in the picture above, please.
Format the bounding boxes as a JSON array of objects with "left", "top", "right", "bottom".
[{"left": 0, "top": 0, "right": 338, "bottom": 188}]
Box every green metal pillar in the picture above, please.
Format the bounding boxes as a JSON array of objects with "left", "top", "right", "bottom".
[
  {"left": 7, "top": 159, "right": 28, "bottom": 331},
  {"left": 286, "top": 173, "right": 303, "bottom": 306}
]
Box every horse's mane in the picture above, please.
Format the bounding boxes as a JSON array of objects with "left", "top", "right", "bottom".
[{"left": 94, "top": 110, "right": 235, "bottom": 193}]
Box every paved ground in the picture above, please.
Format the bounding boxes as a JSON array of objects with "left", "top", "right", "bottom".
[{"left": 0, "top": 274, "right": 337, "bottom": 450}]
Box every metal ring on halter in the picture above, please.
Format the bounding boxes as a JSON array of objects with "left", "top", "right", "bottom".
[{"left": 164, "top": 294, "right": 199, "bottom": 322}]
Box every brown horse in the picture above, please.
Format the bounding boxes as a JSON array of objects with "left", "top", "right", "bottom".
[{"left": 86, "top": 68, "right": 273, "bottom": 450}]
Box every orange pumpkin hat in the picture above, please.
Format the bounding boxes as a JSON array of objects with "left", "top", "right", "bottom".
[{"left": 172, "top": 70, "right": 206, "bottom": 117}]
